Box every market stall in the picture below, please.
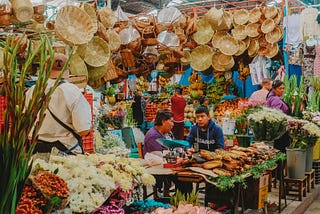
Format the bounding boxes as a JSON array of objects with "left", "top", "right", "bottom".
[{"left": 1, "top": 0, "right": 320, "bottom": 213}]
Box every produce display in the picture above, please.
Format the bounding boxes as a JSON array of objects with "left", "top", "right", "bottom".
[
  {"left": 184, "top": 104, "right": 196, "bottom": 123},
  {"left": 188, "top": 73, "right": 204, "bottom": 100},
  {"left": 206, "top": 77, "right": 226, "bottom": 104},
  {"left": 187, "top": 143, "right": 278, "bottom": 177},
  {"left": 213, "top": 98, "right": 246, "bottom": 118},
  {"left": 145, "top": 103, "right": 158, "bottom": 122}
]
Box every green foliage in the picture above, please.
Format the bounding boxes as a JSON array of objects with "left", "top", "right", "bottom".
[
  {"left": 283, "top": 75, "right": 307, "bottom": 118},
  {"left": 0, "top": 35, "right": 65, "bottom": 213},
  {"left": 169, "top": 189, "right": 199, "bottom": 207}
]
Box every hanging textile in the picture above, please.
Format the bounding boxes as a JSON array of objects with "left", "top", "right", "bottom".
[
  {"left": 302, "top": 40, "right": 316, "bottom": 84},
  {"left": 283, "top": 14, "right": 302, "bottom": 44},
  {"left": 286, "top": 43, "right": 302, "bottom": 66},
  {"left": 301, "top": 8, "right": 320, "bottom": 39},
  {"left": 314, "top": 44, "right": 320, "bottom": 77}
]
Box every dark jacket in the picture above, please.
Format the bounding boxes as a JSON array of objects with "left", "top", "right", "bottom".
[{"left": 186, "top": 119, "right": 225, "bottom": 151}]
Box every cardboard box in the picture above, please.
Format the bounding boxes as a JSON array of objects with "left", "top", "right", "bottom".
[{"left": 244, "top": 174, "right": 269, "bottom": 209}]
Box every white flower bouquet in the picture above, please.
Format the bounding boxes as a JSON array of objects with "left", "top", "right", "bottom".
[
  {"left": 33, "top": 154, "right": 155, "bottom": 213},
  {"left": 247, "top": 107, "right": 289, "bottom": 141}
]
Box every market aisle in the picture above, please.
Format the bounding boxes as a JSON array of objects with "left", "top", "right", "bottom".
[{"left": 304, "top": 193, "right": 320, "bottom": 213}]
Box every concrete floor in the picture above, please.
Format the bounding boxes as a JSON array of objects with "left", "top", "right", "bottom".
[{"left": 304, "top": 193, "right": 320, "bottom": 214}]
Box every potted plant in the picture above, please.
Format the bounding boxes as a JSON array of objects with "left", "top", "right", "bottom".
[
  {"left": 286, "top": 119, "right": 320, "bottom": 176},
  {"left": 103, "top": 86, "right": 116, "bottom": 105}
]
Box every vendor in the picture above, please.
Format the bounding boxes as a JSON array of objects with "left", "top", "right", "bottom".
[
  {"left": 143, "top": 110, "right": 174, "bottom": 157},
  {"left": 26, "top": 53, "right": 92, "bottom": 155},
  {"left": 171, "top": 87, "right": 186, "bottom": 140},
  {"left": 249, "top": 78, "right": 272, "bottom": 105},
  {"left": 186, "top": 105, "right": 225, "bottom": 152}
]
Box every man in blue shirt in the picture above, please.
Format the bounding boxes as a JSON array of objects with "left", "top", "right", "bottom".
[{"left": 187, "top": 105, "right": 225, "bottom": 152}]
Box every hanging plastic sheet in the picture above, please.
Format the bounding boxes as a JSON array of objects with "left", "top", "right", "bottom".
[
  {"left": 179, "top": 67, "right": 192, "bottom": 86},
  {"left": 157, "top": 7, "right": 181, "bottom": 24}
]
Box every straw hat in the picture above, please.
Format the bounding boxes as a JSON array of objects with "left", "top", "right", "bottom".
[
  {"left": 193, "top": 19, "right": 214, "bottom": 45},
  {"left": 261, "top": 18, "right": 275, "bottom": 34},
  {"left": 265, "top": 43, "right": 279, "bottom": 58},
  {"left": 243, "top": 37, "right": 251, "bottom": 48},
  {"left": 218, "top": 36, "right": 239, "bottom": 56},
  {"left": 248, "top": 39, "right": 259, "bottom": 57},
  {"left": 233, "top": 9, "right": 249, "bottom": 25},
  {"left": 212, "top": 52, "right": 226, "bottom": 71},
  {"left": 190, "top": 45, "right": 214, "bottom": 71},
  {"left": 234, "top": 40, "right": 247, "bottom": 56},
  {"left": 55, "top": 6, "right": 95, "bottom": 45},
  {"left": 265, "top": 26, "right": 283, "bottom": 43},
  {"left": 105, "top": 29, "right": 121, "bottom": 51},
  {"left": 211, "top": 30, "right": 228, "bottom": 48},
  {"left": 69, "top": 53, "right": 88, "bottom": 77},
  {"left": 258, "top": 36, "right": 268, "bottom": 47},
  {"left": 212, "top": 52, "right": 235, "bottom": 71},
  {"left": 83, "top": 3, "right": 98, "bottom": 33},
  {"left": 216, "top": 11, "right": 233, "bottom": 31},
  {"left": 77, "top": 36, "right": 110, "bottom": 67},
  {"left": 218, "top": 54, "right": 233, "bottom": 66},
  {"left": 231, "top": 25, "right": 247, "bottom": 40},
  {"left": 249, "top": 7, "right": 262, "bottom": 23},
  {"left": 264, "top": 7, "right": 278, "bottom": 19},
  {"left": 87, "top": 64, "right": 108, "bottom": 81},
  {"left": 245, "top": 23, "right": 261, "bottom": 38},
  {"left": 205, "top": 7, "right": 224, "bottom": 29},
  {"left": 273, "top": 8, "right": 282, "bottom": 25},
  {"left": 98, "top": 7, "right": 117, "bottom": 29}
]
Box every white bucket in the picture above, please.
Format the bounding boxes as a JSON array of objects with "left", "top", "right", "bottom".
[{"left": 221, "top": 117, "right": 235, "bottom": 135}]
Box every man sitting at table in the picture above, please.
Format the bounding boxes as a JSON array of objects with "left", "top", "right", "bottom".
[{"left": 186, "top": 105, "right": 225, "bottom": 152}]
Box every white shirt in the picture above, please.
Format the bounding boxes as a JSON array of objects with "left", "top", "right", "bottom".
[
  {"left": 26, "top": 79, "right": 92, "bottom": 153},
  {"left": 283, "top": 14, "right": 302, "bottom": 44}
]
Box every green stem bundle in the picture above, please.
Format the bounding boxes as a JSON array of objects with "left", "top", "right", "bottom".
[{"left": 0, "top": 35, "right": 65, "bottom": 213}]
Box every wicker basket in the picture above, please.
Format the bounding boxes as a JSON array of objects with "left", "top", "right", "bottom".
[
  {"left": 103, "top": 59, "right": 118, "bottom": 82},
  {"left": 55, "top": 6, "right": 96, "bottom": 45},
  {"left": 134, "top": 13, "right": 152, "bottom": 33},
  {"left": 87, "top": 64, "right": 108, "bottom": 81},
  {"left": 105, "top": 29, "right": 121, "bottom": 52},
  {"left": 77, "top": 36, "right": 110, "bottom": 67},
  {"left": 68, "top": 75, "right": 87, "bottom": 89},
  {"left": 88, "top": 77, "right": 105, "bottom": 89},
  {"left": 98, "top": 7, "right": 116, "bottom": 29},
  {"left": 11, "top": 0, "right": 33, "bottom": 22},
  {"left": 141, "top": 27, "right": 158, "bottom": 46},
  {"left": 0, "top": 3, "right": 12, "bottom": 26},
  {"left": 69, "top": 52, "right": 88, "bottom": 77},
  {"left": 120, "top": 48, "right": 136, "bottom": 68},
  {"left": 83, "top": 3, "right": 98, "bottom": 33}
]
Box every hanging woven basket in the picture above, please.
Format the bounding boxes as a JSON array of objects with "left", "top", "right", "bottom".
[{"left": 55, "top": 6, "right": 96, "bottom": 45}]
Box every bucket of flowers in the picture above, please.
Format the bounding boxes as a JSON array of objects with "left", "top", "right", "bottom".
[
  {"left": 247, "top": 107, "right": 289, "bottom": 146},
  {"left": 286, "top": 119, "right": 320, "bottom": 178}
]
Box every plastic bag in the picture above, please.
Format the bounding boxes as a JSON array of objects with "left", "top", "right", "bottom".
[
  {"left": 119, "top": 23, "right": 140, "bottom": 44},
  {"left": 115, "top": 5, "right": 129, "bottom": 21},
  {"left": 157, "top": 31, "right": 180, "bottom": 47},
  {"left": 249, "top": 55, "right": 267, "bottom": 85},
  {"left": 144, "top": 152, "right": 163, "bottom": 166},
  {"left": 0, "top": 0, "right": 11, "bottom": 13},
  {"left": 157, "top": 7, "right": 181, "bottom": 24}
]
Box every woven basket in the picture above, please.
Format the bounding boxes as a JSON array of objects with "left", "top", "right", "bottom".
[
  {"left": 105, "top": 29, "right": 121, "bottom": 51},
  {"left": 55, "top": 6, "right": 95, "bottom": 45},
  {"left": 77, "top": 36, "right": 110, "bottom": 67},
  {"left": 120, "top": 49, "right": 136, "bottom": 68},
  {"left": 69, "top": 53, "right": 88, "bottom": 77},
  {"left": 190, "top": 45, "right": 214, "bottom": 71},
  {"left": 192, "top": 19, "right": 214, "bottom": 45},
  {"left": 98, "top": 7, "right": 116, "bottom": 29},
  {"left": 96, "top": 21, "right": 109, "bottom": 41},
  {"left": 11, "top": 0, "right": 33, "bottom": 22},
  {"left": 0, "top": 3, "right": 12, "bottom": 26},
  {"left": 83, "top": 3, "right": 98, "bottom": 33},
  {"left": 88, "top": 77, "right": 105, "bottom": 89},
  {"left": 134, "top": 13, "right": 151, "bottom": 32},
  {"left": 103, "top": 59, "right": 118, "bottom": 82},
  {"left": 87, "top": 64, "right": 108, "bottom": 81},
  {"left": 68, "top": 75, "right": 88, "bottom": 89},
  {"left": 141, "top": 27, "right": 158, "bottom": 46}
]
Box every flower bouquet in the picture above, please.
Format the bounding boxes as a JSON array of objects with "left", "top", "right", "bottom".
[
  {"left": 287, "top": 119, "right": 320, "bottom": 149},
  {"left": 16, "top": 169, "right": 69, "bottom": 214},
  {"left": 98, "top": 106, "right": 126, "bottom": 133},
  {"left": 247, "top": 107, "right": 289, "bottom": 142}
]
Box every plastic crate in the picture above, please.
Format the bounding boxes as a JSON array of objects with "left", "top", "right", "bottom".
[
  {"left": 312, "top": 160, "right": 320, "bottom": 184},
  {"left": 83, "top": 132, "right": 94, "bottom": 154},
  {"left": 82, "top": 93, "right": 94, "bottom": 153}
]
